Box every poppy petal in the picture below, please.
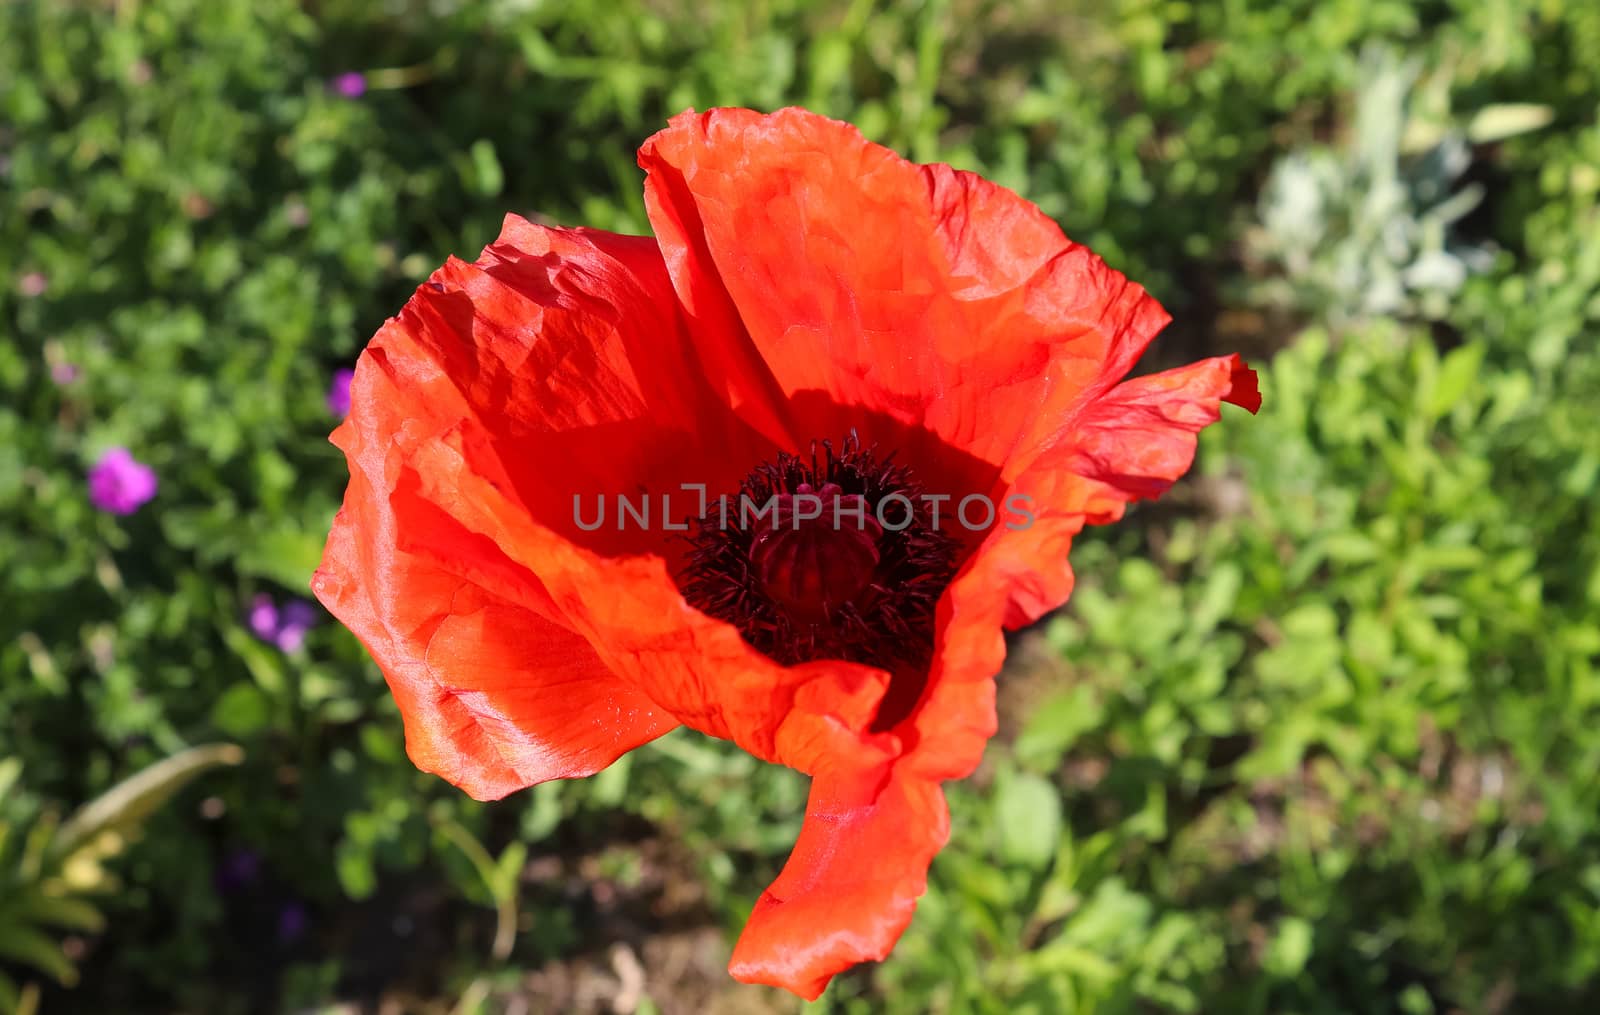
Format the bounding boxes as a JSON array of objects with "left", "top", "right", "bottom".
[
  {"left": 320, "top": 214, "right": 903, "bottom": 784},
  {"left": 892, "top": 353, "right": 1260, "bottom": 785},
  {"left": 316, "top": 425, "right": 679, "bottom": 800},
  {"left": 1052, "top": 351, "right": 1261, "bottom": 522},
  {"left": 730, "top": 767, "right": 947, "bottom": 999},
  {"left": 638, "top": 107, "right": 1171, "bottom": 480},
  {"left": 314, "top": 217, "right": 733, "bottom": 798},
  {"left": 398, "top": 425, "right": 897, "bottom": 772}
]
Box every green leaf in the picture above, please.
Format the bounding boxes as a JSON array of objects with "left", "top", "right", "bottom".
[
  {"left": 434, "top": 818, "right": 521, "bottom": 960},
  {"left": 1263, "top": 917, "right": 1315, "bottom": 977},
  {"left": 590, "top": 752, "right": 632, "bottom": 808},
  {"left": 1192, "top": 561, "right": 1242, "bottom": 634},
  {"left": 0, "top": 925, "right": 75, "bottom": 986},
  {"left": 0, "top": 759, "right": 20, "bottom": 803},
  {"left": 211, "top": 682, "right": 271, "bottom": 738},
  {"left": 1466, "top": 104, "right": 1554, "bottom": 144},
  {"left": 494, "top": 841, "right": 528, "bottom": 900},
  {"left": 359, "top": 725, "right": 405, "bottom": 765},
  {"left": 1028, "top": 940, "right": 1121, "bottom": 982},
  {"left": 1426, "top": 341, "right": 1485, "bottom": 422},
  {"left": 995, "top": 770, "right": 1063, "bottom": 870},
  {"left": 3, "top": 891, "right": 104, "bottom": 933},
  {"left": 520, "top": 783, "right": 564, "bottom": 843},
  {"left": 1398, "top": 983, "right": 1437, "bottom": 1015},
  {"left": 335, "top": 842, "right": 377, "bottom": 901},
  {"left": 468, "top": 139, "right": 504, "bottom": 197},
  {"left": 1236, "top": 715, "right": 1319, "bottom": 781},
  {"left": 1015, "top": 686, "right": 1103, "bottom": 773},
  {"left": 235, "top": 529, "right": 327, "bottom": 590},
  {"left": 52, "top": 744, "right": 244, "bottom": 862},
  {"left": 222, "top": 627, "right": 288, "bottom": 696},
  {"left": 0, "top": 971, "right": 33, "bottom": 1015}
]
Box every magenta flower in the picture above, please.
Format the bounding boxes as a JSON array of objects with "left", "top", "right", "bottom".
[
  {"left": 248, "top": 594, "right": 280, "bottom": 641},
  {"left": 274, "top": 601, "right": 319, "bottom": 652},
  {"left": 326, "top": 367, "right": 354, "bottom": 418},
  {"left": 87, "top": 447, "right": 158, "bottom": 515},
  {"left": 18, "top": 272, "right": 47, "bottom": 298},
  {"left": 51, "top": 362, "right": 80, "bottom": 385},
  {"left": 248, "top": 594, "right": 319, "bottom": 651},
  {"left": 331, "top": 72, "right": 366, "bottom": 98}
]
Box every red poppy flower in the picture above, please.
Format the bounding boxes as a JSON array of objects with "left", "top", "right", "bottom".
[{"left": 313, "top": 107, "right": 1259, "bottom": 999}]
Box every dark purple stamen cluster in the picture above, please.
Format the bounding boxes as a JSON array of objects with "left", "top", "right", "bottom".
[{"left": 678, "top": 434, "right": 959, "bottom": 671}]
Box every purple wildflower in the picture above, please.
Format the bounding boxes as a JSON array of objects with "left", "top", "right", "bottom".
[
  {"left": 326, "top": 367, "right": 355, "bottom": 418},
  {"left": 277, "top": 902, "right": 309, "bottom": 943},
  {"left": 248, "top": 594, "right": 280, "bottom": 641},
  {"left": 215, "top": 848, "right": 263, "bottom": 893},
  {"left": 331, "top": 72, "right": 366, "bottom": 98},
  {"left": 249, "top": 595, "right": 319, "bottom": 651},
  {"left": 87, "top": 447, "right": 158, "bottom": 515},
  {"left": 51, "top": 362, "right": 80, "bottom": 385},
  {"left": 274, "top": 600, "right": 319, "bottom": 652},
  {"left": 18, "top": 272, "right": 47, "bottom": 298}
]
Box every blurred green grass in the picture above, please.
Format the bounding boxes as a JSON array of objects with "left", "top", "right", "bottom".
[{"left": 3, "top": 0, "right": 1599, "bottom": 1012}]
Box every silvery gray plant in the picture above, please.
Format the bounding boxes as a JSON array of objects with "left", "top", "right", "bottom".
[{"left": 1246, "top": 48, "right": 1548, "bottom": 327}]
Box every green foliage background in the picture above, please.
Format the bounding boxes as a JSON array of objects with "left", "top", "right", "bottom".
[{"left": 3, "top": 0, "right": 1598, "bottom": 1011}]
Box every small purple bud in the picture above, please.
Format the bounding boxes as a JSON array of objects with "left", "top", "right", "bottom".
[
  {"left": 277, "top": 902, "right": 309, "bottom": 943},
  {"left": 331, "top": 72, "right": 366, "bottom": 98},
  {"left": 248, "top": 594, "right": 280, "bottom": 642},
  {"left": 274, "top": 600, "right": 319, "bottom": 652},
  {"left": 280, "top": 600, "right": 319, "bottom": 630},
  {"left": 51, "top": 362, "right": 80, "bottom": 385},
  {"left": 326, "top": 367, "right": 355, "bottom": 418},
  {"left": 215, "top": 848, "right": 263, "bottom": 892},
  {"left": 19, "top": 272, "right": 47, "bottom": 298},
  {"left": 87, "top": 447, "right": 158, "bottom": 515}
]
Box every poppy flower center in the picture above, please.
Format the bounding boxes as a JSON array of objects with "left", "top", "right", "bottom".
[
  {"left": 749, "top": 482, "right": 882, "bottom": 620},
  {"left": 678, "top": 435, "right": 960, "bottom": 677}
]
